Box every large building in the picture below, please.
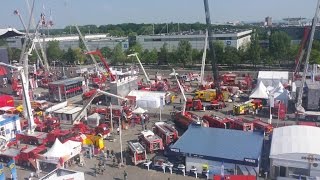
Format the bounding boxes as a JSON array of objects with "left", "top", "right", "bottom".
[
  {"left": 6, "top": 34, "right": 129, "bottom": 51},
  {"left": 171, "top": 125, "right": 264, "bottom": 176},
  {"left": 134, "top": 29, "right": 252, "bottom": 51}
]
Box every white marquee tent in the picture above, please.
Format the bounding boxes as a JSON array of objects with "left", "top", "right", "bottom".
[
  {"left": 270, "top": 82, "right": 290, "bottom": 105},
  {"left": 128, "top": 90, "right": 166, "bottom": 109},
  {"left": 258, "top": 71, "right": 289, "bottom": 87},
  {"left": 132, "top": 107, "right": 148, "bottom": 114},
  {"left": 249, "top": 81, "right": 269, "bottom": 99}
]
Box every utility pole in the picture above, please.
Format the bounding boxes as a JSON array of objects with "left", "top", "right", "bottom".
[
  {"left": 203, "top": 0, "right": 220, "bottom": 94},
  {"left": 166, "top": 23, "right": 169, "bottom": 34}
]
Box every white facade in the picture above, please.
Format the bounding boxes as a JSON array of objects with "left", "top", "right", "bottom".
[
  {"left": 6, "top": 34, "right": 129, "bottom": 51},
  {"left": 135, "top": 30, "right": 252, "bottom": 51},
  {"left": 185, "top": 156, "right": 258, "bottom": 176},
  {"left": 270, "top": 126, "right": 320, "bottom": 179}
]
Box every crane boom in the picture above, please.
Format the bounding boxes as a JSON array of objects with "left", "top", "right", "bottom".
[
  {"left": 73, "top": 89, "right": 128, "bottom": 124},
  {"left": 200, "top": 29, "right": 208, "bottom": 85},
  {"left": 85, "top": 50, "right": 116, "bottom": 82},
  {"left": 296, "top": 0, "right": 320, "bottom": 113},
  {"left": 128, "top": 53, "right": 150, "bottom": 83},
  {"left": 173, "top": 69, "right": 186, "bottom": 115},
  {"left": 75, "top": 25, "right": 103, "bottom": 72},
  {"left": 0, "top": 63, "right": 35, "bottom": 133}
]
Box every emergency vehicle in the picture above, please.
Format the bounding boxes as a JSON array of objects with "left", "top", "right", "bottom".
[
  {"left": 138, "top": 130, "right": 163, "bottom": 153},
  {"left": 202, "top": 115, "right": 231, "bottom": 129},
  {"left": 128, "top": 141, "right": 147, "bottom": 165},
  {"left": 252, "top": 119, "right": 273, "bottom": 134},
  {"left": 233, "top": 100, "right": 257, "bottom": 115},
  {"left": 153, "top": 122, "right": 179, "bottom": 146},
  {"left": 194, "top": 89, "right": 216, "bottom": 102},
  {"left": 228, "top": 118, "right": 254, "bottom": 131}
]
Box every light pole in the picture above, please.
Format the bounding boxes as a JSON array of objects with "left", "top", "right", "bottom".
[{"left": 119, "top": 108, "right": 124, "bottom": 166}]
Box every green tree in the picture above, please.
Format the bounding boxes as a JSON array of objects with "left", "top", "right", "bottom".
[
  {"left": 73, "top": 48, "right": 86, "bottom": 64},
  {"left": 7, "top": 48, "right": 21, "bottom": 62},
  {"left": 176, "top": 40, "right": 192, "bottom": 67},
  {"left": 168, "top": 47, "right": 178, "bottom": 65},
  {"left": 310, "top": 41, "right": 320, "bottom": 64},
  {"left": 247, "top": 32, "right": 262, "bottom": 67},
  {"left": 129, "top": 42, "right": 143, "bottom": 56},
  {"left": 192, "top": 49, "right": 202, "bottom": 64},
  {"left": 100, "top": 46, "right": 112, "bottom": 59},
  {"left": 223, "top": 46, "right": 240, "bottom": 67},
  {"left": 142, "top": 48, "right": 158, "bottom": 64},
  {"left": 46, "top": 41, "right": 63, "bottom": 62},
  {"left": 111, "top": 43, "right": 126, "bottom": 65},
  {"left": 149, "top": 48, "right": 158, "bottom": 64},
  {"left": 212, "top": 41, "right": 224, "bottom": 64},
  {"left": 63, "top": 48, "right": 76, "bottom": 65},
  {"left": 269, "top": 31, "right": 291, "bottom": 65},
  {"left": 159, "top": 43, "right": 169, "bottom": 65},
  {"left": 0, "top": 38, "right": 7, "bottom": 47}
]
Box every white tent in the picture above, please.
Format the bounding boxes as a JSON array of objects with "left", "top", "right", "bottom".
[
  {"left": 249, "top": 81, "right": 269, "bottom": 99},
  {"left": 257, "top": 71, "right": 289, "bottom": 87},
  {"left": 169, "top": 72, "right": 179, "bottom": 76},
  {"left": 271, "top": 83, "right": 290, "bottom": 105},
  {"left": 136, "top": 96, "right": 160, "bottom": 109},
  {"left": 132, "top": 107, "right": 148, "bottom": 114},
  {"left": 43, "top": 139, "right": 68, "bottom": 158}
]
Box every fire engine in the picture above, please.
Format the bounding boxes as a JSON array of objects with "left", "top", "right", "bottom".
[
  {"left": 233, "top": 99, "right": 262, "bottom": 115},
  {"left": 138, "top": 130, "right": 163, "bottom": 153},
  {"left": 252, "top": 119, "right": 273, "bottom": 134},
  {"left": 128, "top": 141, "right": 147, "bottom": 165},
  {"left": 228, "top": 118, "right": 254, "bottom": 131},
  {"left": 186, "top": 99, "right": 225, "bottom": 111},
  {"left": 153, "top": 122, "right": 179, "bottom": 146},
  {"left": 202, "top": 115, "right": 231, "bottom": 129}
]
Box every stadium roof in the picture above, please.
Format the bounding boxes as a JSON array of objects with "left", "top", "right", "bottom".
[
  {"left": 0, "top": 28, "right": 24, "bottom": 38},
  {"left": 171, "top": 126, "right": 264, "bottom": 167}
]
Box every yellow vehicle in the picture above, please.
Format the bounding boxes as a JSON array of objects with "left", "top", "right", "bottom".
[
  {"left": 233, "top": 100, "right": 255, "bottom": 115},
  {"left": 194, "top": 89, "right": 216, "bottom": 102},
  {"left": 16, "top": 105, "right": 43, "bottom": 116}
]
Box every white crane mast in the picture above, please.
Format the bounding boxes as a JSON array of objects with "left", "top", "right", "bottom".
[
  {"left": 173, "top": 68, "right": 186, "bottom": 115},
  {"left": 200, "top": 29, "right": 208, "bottom": 85},
  {"left": 0, "top": 63, "right": 35, "bottom": 134},
  {"left": 128, "top": 53, "right": 150, "bottom": 83}
]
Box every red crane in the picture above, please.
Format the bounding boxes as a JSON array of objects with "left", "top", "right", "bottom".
[{"left": 85, "top": 50, "right": 116, "bottom": 82}]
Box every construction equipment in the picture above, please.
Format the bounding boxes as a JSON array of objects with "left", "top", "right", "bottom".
[
  {"left": 200, "top": 30, "right": 208, "bottom": 86},
  {"left": 296, "top": 0, "right": 320, "bottom": 113},
  {"left": 172, "top": 69, "right": 209, "bottom": 130},
  {"left": 128, "top": 53, "right": 150, "bottom": 84},
  {"left": 153, "top": 122, "right": 179, "bottom": 146},
  {"left": 294, "top": 27, "right": 311, "bottom": 79},
  {"left": 138, "top": 130, "right": 163, "bottom": 153},
  {"left": 0, "top": 63, "right": 35, "bottom": 134},
  {"left": 127, "top": 141, "right": 147, "bottom": 166},
  {"left": 186, "top": 99, "right": 224, "bottom": 111}
]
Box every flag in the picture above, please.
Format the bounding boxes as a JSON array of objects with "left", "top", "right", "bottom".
[
  {"left": 7, "top": 159, "right": 17, "bottom": 180},
  {"left": 220, "top": 161, "right": 225, "bottom": 179},
  {"left": 0, "top": 164, "right": 5, "bottom": 180}
]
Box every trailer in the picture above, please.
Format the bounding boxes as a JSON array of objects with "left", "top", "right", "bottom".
[
  {"left": 138, "top": 130, "right": 163, "bottom": 153},
  {"left": 128, "top": 141, "right": 147, "bottom": 165},
  {"left": 173, "top": 111, "right": 209, "bottom": 130},
  {"left": 153, "top": 122, "right": 179, "bottom": 146},
  {"left": 228, "top": 118, "right": 254, "bottom": 131}
]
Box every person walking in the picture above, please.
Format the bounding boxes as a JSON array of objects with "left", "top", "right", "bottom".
[
  {"left": 106, "top": 149, "right": 110, "bottom": 158},
  {"left": 124, "top": 170, "right": 128, "bottom": 180}
]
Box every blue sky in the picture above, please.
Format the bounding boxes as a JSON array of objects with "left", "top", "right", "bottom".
[{"left": 0, "top": 0, "right": 317, "bottom": 29}]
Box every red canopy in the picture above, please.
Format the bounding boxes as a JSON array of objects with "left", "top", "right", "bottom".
[{"left": 0, "top": 66, "right": 7, "bottom": 76}]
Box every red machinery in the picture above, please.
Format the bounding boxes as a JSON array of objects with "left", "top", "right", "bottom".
[
  {"left": 138, "top": 130, "right": 164, "bottom": 153},
  {"left": 95, "top": 105, "right": 133, "bottom": 122},
  {"left": 228, "top": 118, "right": 254, "bottom": 131},
  {"left": 173, "top": 111, "right": 209, "bottom": 130},
  {"left": 35, "top": 117, "right": 60, "bottom": 132},
  {"left": 294, "top": 27, "right": 311, "bottom": 80},
  {"left": 0, "top": 95, "right": 14, "bottom": 107},
  {"left": 252, "top": 119, "right": 273, "bottom": 134},
  {"left": 186, "top": 99, "right": 225, "bottom": 111},
  {"left": 128, "top": 141, "right": 147, "bottom": 165},
  {"left": 16, "top": 132, "right": 48, "bottom": 146},
  {"left": 202, "top": 115, "right": 231, "bottom": 129},
  {"left": 72, "top": 123, "right": 111, "bottom": 139},
  {"left": 153, "top": 122, "right": 179, "bottom": 146},
  {"left": 272, "top": 101, "right": 287, "bottom": 120}
]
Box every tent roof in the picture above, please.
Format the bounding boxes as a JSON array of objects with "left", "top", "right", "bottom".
[
  {"left": 249, "top": 81, "right": 269, "bottom": 99},
  {"left": 64, "top": 140, "right": 81, "bottom": 150},
  {"left": 0, "top": 28, "right": 24, "bottom": 38},
  {"left": 132, "top": 107, "right": 147, "bottom": 114},
  {"left": 43, "top": 139, "right": 69, "bottom": 158},
  {"left": 270, "top": 125, "right": 320, "bottom": 157},
  {"left": 257, "top": 71, "right": 288, "bottom": 80}
]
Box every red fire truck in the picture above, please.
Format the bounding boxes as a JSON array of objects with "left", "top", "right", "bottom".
[
  {"left": 138, "top": 130, "right": 164, "bottom": 153},
  {"left": 202, "top": 115, "right": 231, "bottom": 129},
  {"left": 252, "top": 119, "right": 273, "bottom": 134},
  {"left": 173, "top": 111, "right": 209, "bottom": 130},
  {"left": 228, "top": 118, "right": 254, "bottom": 131},
  {"left": 153, "top": 122, "right": 179, "bottom": 146},
  {"left": 128, "top": 141, "right": 147, "bottom": 165}
]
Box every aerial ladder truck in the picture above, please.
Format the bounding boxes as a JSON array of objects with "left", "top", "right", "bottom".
[
  {"left": 295, "top": 0, "right": 320, "bottom": 121},
  {"left": 171, "top": 69, "right": 208, "bottom": 130}
]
